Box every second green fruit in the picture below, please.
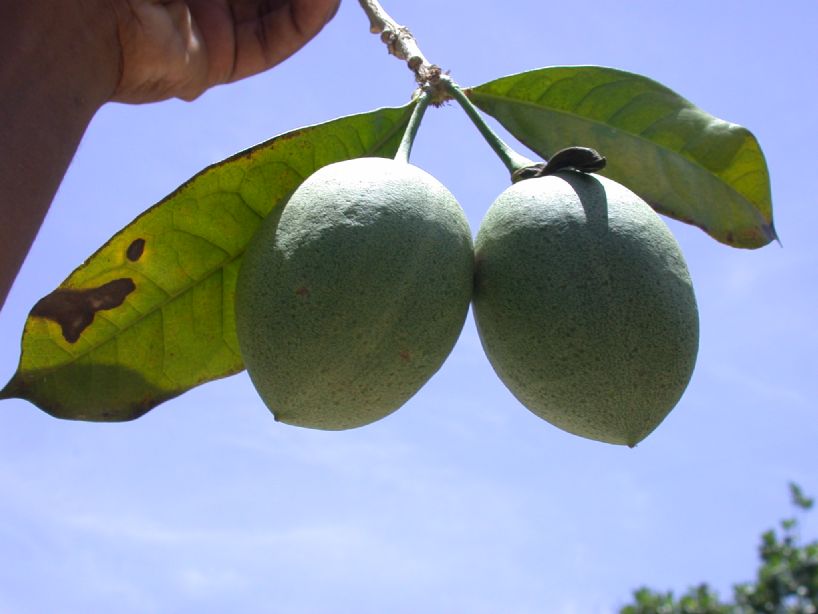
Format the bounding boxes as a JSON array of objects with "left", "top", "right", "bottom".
[{"left": 473, "top": 171, "right": 699, "bottom": 446}]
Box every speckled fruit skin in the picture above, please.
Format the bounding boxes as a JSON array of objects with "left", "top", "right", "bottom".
[
  {"left": 473, "top": 171, "right": 699, "bottom": 446},
  {"left": 235, "top": 157, "right": 474, "bottom": 430}
]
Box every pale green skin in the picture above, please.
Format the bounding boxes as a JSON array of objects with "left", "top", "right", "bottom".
[
  {"left": 473, "top": 172, "right": 699, "bottom": 446},
  {"left": 236, "top": 157, "right": 474, "bottom": 430}
]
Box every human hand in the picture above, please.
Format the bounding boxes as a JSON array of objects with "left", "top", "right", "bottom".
[
  {"left": 0, "top": 0, "right": 338, "bottom": 308},
  {"left": 108, "top": 0, "right": 340, "bottom": 103}
]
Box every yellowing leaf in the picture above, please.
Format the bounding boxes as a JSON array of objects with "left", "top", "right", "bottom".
[{"left": 1, "top": 104, "right": 415, "bottom": 420}]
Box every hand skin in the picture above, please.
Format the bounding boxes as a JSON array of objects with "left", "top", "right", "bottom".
[{"left": 0, "top": 0, "right": 340, "bottom": 309}]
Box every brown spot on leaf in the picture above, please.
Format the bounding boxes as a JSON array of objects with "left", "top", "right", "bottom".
[
  {"left": 399, "top": 349, "right": 412, "bottom": 363},
  {"left": 295, "top": 286, "right": 310, "bottom": 299},
  {"left": 725, "top": 231, "right": 735, "bottom": 244},
  {"left": 30, "top": 278, "right": 136, "bottom": 343},
  {"left": 126, "top": 238, "right": 145, "bottom": 261}
]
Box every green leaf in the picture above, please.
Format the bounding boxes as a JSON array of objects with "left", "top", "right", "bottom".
[
  {"left": 466, "top": 66, "right": 775, "bottom": 248},
  {"left": 1, "top": 104, "right": 415, "bottom": 421},
  {"left": 789, "top": 482, "right": 815, "bottom": 510}
]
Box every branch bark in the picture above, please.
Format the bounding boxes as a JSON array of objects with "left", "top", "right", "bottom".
[{"left": 357, "top": 0, "right": 442, "bottom": 88}]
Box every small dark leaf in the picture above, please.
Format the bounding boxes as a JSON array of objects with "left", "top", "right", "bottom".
[{"left": 543, "top": 146, "right": 607, "bottom": 175}]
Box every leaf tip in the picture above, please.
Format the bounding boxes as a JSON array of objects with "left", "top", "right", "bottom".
[
  {"left": 767, "top": 222, "right": 782, "bottom": 247},
  {"left": 0, "top": 376, "right": 20, "bottom": 402}
]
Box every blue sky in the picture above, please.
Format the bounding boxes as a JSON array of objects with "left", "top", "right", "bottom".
[{"left": 1, "top": 1, "right": 816, "bottom": 612}]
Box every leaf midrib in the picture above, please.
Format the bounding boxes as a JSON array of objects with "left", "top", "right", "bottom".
[{"left": 467, "top": 87, "right": 763, "bottom": 216}]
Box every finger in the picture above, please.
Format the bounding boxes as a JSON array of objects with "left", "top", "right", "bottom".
[
  {"left": 228, "top": 0, "right": 340, "bottom": 82},
  {"left": 113, "top": 0, "right": 211, "bottom": 103}
]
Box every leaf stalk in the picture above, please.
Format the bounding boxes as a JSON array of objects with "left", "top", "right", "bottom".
[
  {"left": 394, "top": 89, "right": 432, "bottom": 164},
  {"left": 442, "top": 77, "right": 536, "bottom": 179}
]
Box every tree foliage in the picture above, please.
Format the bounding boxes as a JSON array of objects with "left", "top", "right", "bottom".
[{"left": 621, "top": 484, "right": 818, "bottom": 614}]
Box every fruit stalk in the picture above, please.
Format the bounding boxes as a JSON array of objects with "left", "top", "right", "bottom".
[
  {"left": 443, "top": 77, "right": 536, "bottom": 180},
  {"left": 394, "top": 89, "right": 432, "bottom": 163},
  {"left": 357, "top": 0, "right": 441, "bottom": 85}
]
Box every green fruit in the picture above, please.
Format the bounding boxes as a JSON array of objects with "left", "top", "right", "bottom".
[
  {"left": 473, "top": 171, "right": 698, "bottom": 446},
  {"left": 235, "top": 157, "right": 474, "bottom": 430}
]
